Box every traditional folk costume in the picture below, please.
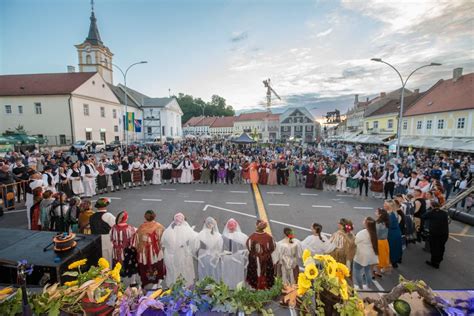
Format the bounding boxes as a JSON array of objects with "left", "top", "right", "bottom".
[
  {"left": 333, "top": 165, "right": 349, "bottom": 192},
  {"left": 301, "top": 233, "right": 335, "bottom": 255},
  {"left": 381, "top": 169, "right": 398, "bottom": 200},
  {"left": 161, "top": 161, "right": 172, "bottom": 184},
  {"left": 89, "top": 198, "right": 116, "bottom": 263},
  {"left": 267, "top": 162, "right": 278, "bottom": 186},
  {"left": 179, "top": 159, "right": 194, "bottom": 184},
  {"left": 272, "top": 236, "right": 302, "bottom": 285},
  {"left": 136, "top": 214, "right": 166, "bottom": 287},
  {"left": 131, "top": 160, "right": 143, "bottom": 186},
  {"left": 96, "top": 161, "right": 108, "bottom": 194},
  {"left": 192, "top": 161, "right": 202, "bottom": 182},
  {"left": 241, "top": 161, "right": 250, "bottom": 184},
  {"left": 161, "top": 213, "right": 199, "bottom": 287},
  {"left": 370, "top": 169, "right": 384, "bottom": 197},
  {"left": 68, "top": 167, "right": 84, "bottom": 196},
  {"left": 346, "top": 168, "right": 359, "bottom": 194},
  {"left": 225, "top": 161, "right": 235, "bottom": 184},
  {"left": 200, "top": 161, "right": 211, "bottom": 184},
  {"left": 30, "top": 186, "right": 43, "bottom": 231},
  {"left": 26, "top": 178, "right": 43, "bottom": 229},
  {"left": 287, "top": 164, "right": 297, "bottom": 187},
  {"left": 121, "top": 159, "right": 132, "bottom": 189},
  {"left": 39, "top": 196, "right": 55, "bottom": 231},
  {"left": 249, "top": 162, "right": 260, "bottom": 185},
  {"left": 314, "top": 164, "right": 325, "bottom": 190},
  {"left": 197, "top": 217, "right": 223, "bottom": 281},
  {"left": 324, "top": 165, "right": 337, "bottom": 190},
  {"left": 110, "top": 211, "right": 139, "bottom": 285},
  {"left": 42, "top": 170, "right": 57, "bottom": 193},
  {"left": 258, "top": 162, "right": 268, "bottom": 185},
  {"left": 105, "top": 161, "right": 121, "bottom": 192},
  {"left": 81, "top": 162, "right": 97, "bottom": 197},
  {"left": 246, "top": 221, "right": 275, "bottom": 289},
  {"left": 58, "top": 169, "right": 72, "bottom": 197},
  {"left": 353, "top": 167, "right": 371, "bottom": 197},
  {"left": 217, "top": 160, "right": 227, "bottom": 184},
  {"left": 143, "top": 160, "right": 154, "bottom": 185},
  {"left": 221, "top": 219, "right": 248, "bottom": 289},
  {"left": 305, "top": 163, "right": 316, "bottom": 188},
  {"left": 171, "top": 160, "right": 181, "bottom": 184},
  {"left": 329, "top": 229, "right": 356, "bottom": 268},
  {"left": 152, "top": 159, "right": 162, "bottom": 185}
]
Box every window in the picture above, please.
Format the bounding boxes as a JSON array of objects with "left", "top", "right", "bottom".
[
  {"left": 295, "top": 126, "right": 302, "bottom": 132},
  {"left": 417, "top": 121, "right": 422, "bottom": 129},
  {"left": 18, "top": 105, "right": 23, "bottom": 114},
  {"left": 387, "top": 119, "right": 393, "bottom": 129},
  {"left": 59, "top": 135, "right": 66, "bottom": 145},
  {"left": 100, "top": 107, "right": 105, "bottom": 118},
  {"left": 403, "top": 120, "right": 408, "bottom": 130},
  {"left": 4, "top": 105, "right": 12, "bottom": 114},
  {"left": 457, "top": 117, "right": 465, "bottom": 129},
  {"left": 162, "top": 126, "right": 165, "bottom": 136},
  {"left": 426, "top": 120, "right": 432, "bottom": 129},
  {"left": 86, "top": 55, "right": 92, "bottom": 64},
  {"left": 86, "top": 131, "right": 92, "bottom": 140},
  {"left": 35, "top": 103, "right": 42, "bottom": 114},
  {"left": 366, "top": 122, "right": 369, "bottom": 130},
  {"left": 437, "top": 119, "right": 444, "bottom": 129},
  {"left": 306, "top": 125, "right": 313, "bottom": 132},
  {"left": 83, "top": 104, "right": 89, "bottom": 116},
  {"left": 171, "top": 126, "right": 173, "bottom": 136},
  {"left": 112, "top": 109, "right": 117, "bottom": 119},
  {"left": 114, "top": 136, "right": 120, "bottom": 141},
  {"left": 147, "top": 127, "right": 152, "bottom": 135},
  {"left": 373, "top": 121, "right": 379, "bottom": 129},
  {"left": 100, "top": 132, "right": 106, "bottom": 142},
  {"left": 114, "top": 125, "right": 118, "bottom": 132}
]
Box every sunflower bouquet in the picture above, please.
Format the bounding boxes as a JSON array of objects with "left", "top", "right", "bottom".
[{"left": 296, "top": 250, "right": 365, "bottom": 315}]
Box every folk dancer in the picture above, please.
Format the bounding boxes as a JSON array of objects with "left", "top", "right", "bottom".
[
  {"left": 131, "top": 157, "right": 143, "bottom": 187},
  {"left": 197, "top": 217, "right": 223, "bottom": 281},
  {"left": 152, "top": 157, "right": 162, "bottom": 185},
  {"left": 67, "top": 161, "right": 84, "bottom": 196},
  {"left": 81, "top": 158, "right": 97, "bottom": 198},
  {"left": 221, "top": 218, "right": 248, "bottom": 289},
  {"left": 179, "top": 156, "right": 194, "bottom": 184},
  {"left": 272, "top": 228, "right": 302, "bottom": 285},
  {"left": 89, "top": 198, "right": 116, "bottom": 263},
  {"left": 120, "top": 157, "right": 132, "bottom": 189},
  {"left": 160, "top": 159, "right": 172, "bottom": 184},
  {"left": 96, "top": 159, "right": 109, "bottom": 194},
  {"left": 42, "top": 165, "right": 57, "bottom": 193},
  {"left": 142, "top": 158, "right": 154, "bottom": 186},
  {"left": 380, "top": 164, "right": 398, "bottom": 199},
  {"left": 105, "top": 158, "right": 121, "bottom": 192},
  {"left": 353, "top": 164, "right": 372, "bottom": 197},
  {"left": 333, "top": 163, "right": 349, "bottom": 193},
  {"left": 246, "top": 220, "right": 275, "bottom": 289}
]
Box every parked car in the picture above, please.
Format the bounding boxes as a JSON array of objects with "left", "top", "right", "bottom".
[
  {"left": 72, "top": 140, "right": 106, "bottom": 153},
  {"left": 106, "top": 140, "right": 122, "bottom": 151}
]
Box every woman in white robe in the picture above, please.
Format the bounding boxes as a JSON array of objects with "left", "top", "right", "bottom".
[
  {"left": 221, "top": 218, "right": 248, "bottom": 289},
  {"left": 178, "top": 157, "right": 194, "bottom": 184},
  {"left": 152, "top": 159, "right": 162, "bottom": 185},
  {"left": 272, "top": 227, "right": 302, "bottom": 285},
  {"left": 67, "top": 161, "right": 84, "bottom": 196},
  {"left": 161, "top": 213, "right": 199, "bottom": 287},
  {"left": 197, "top": 217, "right": 223, "bottom": 281},
  {"left": 301, "top": 223, "right": 336, "bottom": 255}
]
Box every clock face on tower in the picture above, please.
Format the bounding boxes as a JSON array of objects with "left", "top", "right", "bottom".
[{"left": 85, "top": 45, "right": 91, "bottom": 52}]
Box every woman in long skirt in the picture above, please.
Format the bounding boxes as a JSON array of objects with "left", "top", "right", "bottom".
[
  {"left": 96, "top": 162, "right": 108, "bottom": 194},
  {"left": 259, "top": 161, "right": 268, "bottom": 185},
  {"left": 121, "top": 158, "right": 132, "bottom": 189},
  {"left": 67, "top": 162, "right": 84, "bottom": 196},
  {"left": 375, "top": 208, "right": 390, "bottom": 275},
  {"left": 58, "top": 166, "right": 72, "bottom": 197},
  {"left": 314, "top": 163, "right": 325, "bottom": 190},
  {"left": 221, "top": 219, "right": 248, "bottom": 289},
  {"left": 385, "top": 200, "right": 403, "bottom": 268},
  {"left": 249, "top": 161, "right": 260, "bottom": 184},
  {"left": 143, "top": 159, "right": 154, "bottom": 186},
  {"left": 370, "top": 167, "right": 384, "bottom": 198},
  {"left": 161, "top": 160, "right": 172, "bottom": 184},
  {"left": 152, "top": 159, "right": 161, "bottom": 185},
  {"left": 192, "top": 160, "right": 202, "bottom": 183},
  {"left": 267, "top": 161, "right": 277, "bottom": 186},
  {"left": 131, "top": 158, "right": 143, "bottom": 186},
  {"left": 200, "top": 160, "right": 211, "bottom": 184},
  {"left": 305, "top": 161, "right": 316, "bottom": 188},
  {"left": 272, "top": 227, "right": 302, "bottom": 285},
  {"left": 287, "top": 162, "right": 296, "bottom": 187},
  {"left": 246, "top": 220, "right": 275, "bottom": 289}
]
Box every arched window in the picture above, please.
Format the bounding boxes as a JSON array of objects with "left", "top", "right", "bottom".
[{"left": 86, "top": 55, "right": 92, "bottom": 64}]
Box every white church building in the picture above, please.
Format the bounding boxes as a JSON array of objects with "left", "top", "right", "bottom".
[{"left": 0, "top": 4, "right": 182, "bottom": 145}]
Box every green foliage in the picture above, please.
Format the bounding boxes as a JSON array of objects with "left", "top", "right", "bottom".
[
  {"left": 0, "top": 290, "right": 22, "bottom": 316},
  {"left": 176, "top": 93, "right": 235, "bottom": 124}
]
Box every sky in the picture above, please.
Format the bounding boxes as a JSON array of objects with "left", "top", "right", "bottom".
[{"left": 1, "top": 0, "right": 473, "bottom": 118}]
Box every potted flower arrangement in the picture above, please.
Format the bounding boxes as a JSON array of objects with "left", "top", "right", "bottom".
[{"left": 296, "top": 250, "right": 365, "bottom": 316}]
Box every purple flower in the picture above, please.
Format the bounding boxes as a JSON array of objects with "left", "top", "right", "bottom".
[{"left": 136, "top": 297, "right": 165, "bottom": 316}]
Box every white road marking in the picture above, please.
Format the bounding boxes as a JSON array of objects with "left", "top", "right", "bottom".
[
  {"left": 353, "top": 206, "right": 373, "bottom": 210},
  {"left": 202, "top": 204, "right": 256, "bottom": 218},
  {"left": 230, "top": 191, "right": 248, "bottom": 194},
  {"left": 3, "top": 209, "right": 27, "bottom": 214},
  {"left": 132, "top": 187, "right": 141, "bottom": 190},
  {"left": 142, "top": 198, "right": 163, "bottom": 202},
  {"left": 160, "top": 188, "right": 176, "bottom": 191},
  {"left": 332, "top": 198, "right": 341, "bottom": 201},
  {"left": 225, "top": 202, "right": 247, "bottom": 205},
  {"left": 268, "top": 203, "right": 290, "bottom": 207},
  {"left": 269, "top": 219, "right": 331, "bottom": 237},
  {"left": 312, "top": 205, "right": 332, "bottom": 208},
  {"left": 184, "top": 200, "right": 205, "bottom": 203},
  {"left": 195, "top": 189, "right": 213, "bottom": 192},
  {"left": 336, "top": 194, "right": 352, "bottom": 197},
  {"left": 449, "top": 235, "right": 461, "bottom": 242},
  {"left": 266, "top": 191, "right": 284, "bottom": 195},
  {"left": 300, "top": 193, "right": 318, "bottom": 196},
  {"left": 102, "top": 197, "right": 122, "bottom": 200},
  {"left": 373, "top": 280, "right": 385, "bottom": 291}
]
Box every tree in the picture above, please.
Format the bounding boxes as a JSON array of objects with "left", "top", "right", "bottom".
[{"left": 176, "top": 93, "right": 235, "bottom": 124}]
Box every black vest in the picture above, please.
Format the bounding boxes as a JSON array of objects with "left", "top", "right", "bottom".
[
  {"left": 84, "top": 165, "right": 91, "bottom": 174},
  {"left": 414, "top": 198, "right": 426, "bottom": 218},
  {"left": 361, "top": 169, "right": 369, "bottom": 178},
  {"left": 90, "top": 212, "right": 111, "bottom": 235}
]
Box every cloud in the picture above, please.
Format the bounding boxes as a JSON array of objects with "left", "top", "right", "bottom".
[
  {"left": 230, "top": 31, "right": 248, "bottom": 42},
  {"left": 315, "top": 28, "right": 333, "bottom": 37}
]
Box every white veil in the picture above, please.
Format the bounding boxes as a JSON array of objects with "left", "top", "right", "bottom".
[
  {"left": 222, "top": 218, "right": 248, "bottom": 245},
  {"left": 161, "top": 213, "right": 198, "bottom": 253},
  {"left": 197, "top": 217, "right": 223, "bottom": 249}
]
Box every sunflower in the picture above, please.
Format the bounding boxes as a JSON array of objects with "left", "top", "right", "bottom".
[
  {"left": 297, "top": 287, "right": 308, "bottom": 296},
  {"left": 339, "top": 282, "right": 349, "bottom": 300},
  {"left": 64, "top": 280, "right": 78, "bottom": 287},
  {"left": 109, "top": 269, "right": 120, "bottom": 283},
  {"left": 313, "top": 254, "right": 336, "bottom": 265},
  {"left": 98, "top": 257, "right": 110, "bottom": 270},
  {"left": 68, "top": 259, "right": 87, "bottom": 270},
  {"left": 302, "top": 249, "right": 312, "bottom": 264},
  {"left": 325, "top": 261, "right": 337, "bottom": 278},
  {"left": 160, "top": 289, "right": 171, "bottom": 297},
  {"left": 304, "top": 263, "right": 319, "bottom": 280},
  {"left": 336, "top": 262, "right": 350, "bottom": 277},
  {"left": 297, "top": 273, "right": 312, "bottom": 289},
  {"left": 96, "top": 288, "right": 112, "bottom": 304}
]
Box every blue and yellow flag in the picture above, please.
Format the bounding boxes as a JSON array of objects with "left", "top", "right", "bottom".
[{"left": 127, "top": 112, "right": 135, "bottom": 131}]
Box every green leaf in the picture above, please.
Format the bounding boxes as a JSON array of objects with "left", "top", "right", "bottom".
[{"left": 62, "top": 271, "right": 79, "bottom": 277}]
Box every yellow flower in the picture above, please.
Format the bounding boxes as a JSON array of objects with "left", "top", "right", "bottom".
[
  {"left": 64, "top": 280, "right": 78, "bottom": 287},
  {"left": 302, "top": 249, "right": 311, "bottom": 264},
  {"left": 340, "top": 286, "right": 349, "bottom": 300},
  {"left": 336, "top": 262, "right": 350, "bottom": 277},
  {"left": 325, "top": 262, "right": 337, "bottom": 279},
  {"left": 297, "top": 287, "right": 308, "bottom": 296},
  {"left": 96, "top": 288, "right": 111, "bottom": 304},
  {"left": 109, "top": 269, "right": 121, "bottom": 283},
  {"left": 356, "top": 299, "right": 365, "bottom": 310},
  {"left": 297, "top": 273, "right": 311, "bottom": 289},
  {"left": 304, "top": 263, "right": 319, "bottom": 280},
  {"left": 313, "top": 254, "right": 336, "bottom": 265},
  {"left": 160, "top": 289, "right": 171, "bottom": 297},
  {"left": 98, "top": 258, "right": 110, "bottom": 270},
  {"left": 68, "top": 259, "right": 87, "bottom": 270},
  {"left": 117, "top": 291, "right": 123, "bottom": 300}
]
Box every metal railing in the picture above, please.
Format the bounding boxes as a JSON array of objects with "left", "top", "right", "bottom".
[{"left": 0, "top": 180, "right": 28, "bottom": 210}]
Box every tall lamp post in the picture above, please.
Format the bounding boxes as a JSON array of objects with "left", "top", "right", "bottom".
[
  {"left": 104, "top": 60, "right": 147, "bottom": 155},
  {"left": 370, "top": 58, "right": 441, "bottom": 160}
]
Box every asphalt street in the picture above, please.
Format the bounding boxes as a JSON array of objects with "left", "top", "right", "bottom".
[{"left": 1, "top": 183, "right": 473, "bottom": 292}]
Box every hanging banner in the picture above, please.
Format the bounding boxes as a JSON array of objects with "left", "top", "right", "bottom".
[
  {"left": 134, "top": 119, "right": 142, "bottom": 133},
  {"left": 127, "top": 112, "right": 135, "bottom": 131}
]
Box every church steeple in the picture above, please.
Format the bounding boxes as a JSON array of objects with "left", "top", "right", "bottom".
[{"left": 75, "top": 0, "right": 114, "bottom": 84}]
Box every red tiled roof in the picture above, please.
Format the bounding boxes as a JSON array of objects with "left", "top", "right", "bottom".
[
  {"left": 183, "top": 116, "right": 204, "bottom": 127},
  {"left": 210, "top": 116, "right": 236, "bottom": 128},
  {"left": 195, "top": 116, "right": 217, "bottom": 126},
  {"left": 0, "top": 72, "right": 96, "bottom": 96},
  {"left": 236, "top": 111, "right": 279, "bottom": 121},
  {"left": 368, "top": 93, "right": 424, "bottom": 117},
  {"left": 404, "top": 73, "right": 474, "bottom": 116}
]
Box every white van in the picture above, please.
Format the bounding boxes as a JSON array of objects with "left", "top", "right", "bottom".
[{"left": 73, "top": 140, "right": 106, "bottom": 153}]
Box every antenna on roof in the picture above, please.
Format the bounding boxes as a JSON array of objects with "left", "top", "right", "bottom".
[{"left": 91, "top": 0, "right": 95, "bottom": 12}]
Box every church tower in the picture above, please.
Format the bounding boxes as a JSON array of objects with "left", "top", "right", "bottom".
[{"left": 75, "top": 0, "right": 114, "bottom": 84}]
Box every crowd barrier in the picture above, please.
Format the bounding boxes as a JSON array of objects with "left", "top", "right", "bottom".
[{"left": 0, "top": 180, "right": 28, "bottom": 210}]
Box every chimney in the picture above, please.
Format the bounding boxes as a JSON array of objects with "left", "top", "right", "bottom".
[
  {"left": 67, "top": 65, "right": 75, "bottom": 73},
  {"left": 453, "top": 68, "right": 463, "bottom": 82},
  {"left": 380, "top": 92, "right": 386, "bottom": 98},
  {"left": 414, "top": 88, "right": 420, "bottom": 95},
  {"left": 354, "top": 94, "right": 359, "bottom": 105}
]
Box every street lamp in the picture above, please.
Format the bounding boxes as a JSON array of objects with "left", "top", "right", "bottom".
[
  {"left": 103, "top": 60, "right": 147, "bottom": 155},
  {"left": 370, "top": 58, "right": 441, "bottom": 160}
]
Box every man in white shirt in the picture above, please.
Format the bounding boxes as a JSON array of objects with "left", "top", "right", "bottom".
[
  {"left": 81, "top": 157, "right": 97, "bottom": 198},
  {"left": 42, "top": 165, "right": 57, "bottom": 193}
]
